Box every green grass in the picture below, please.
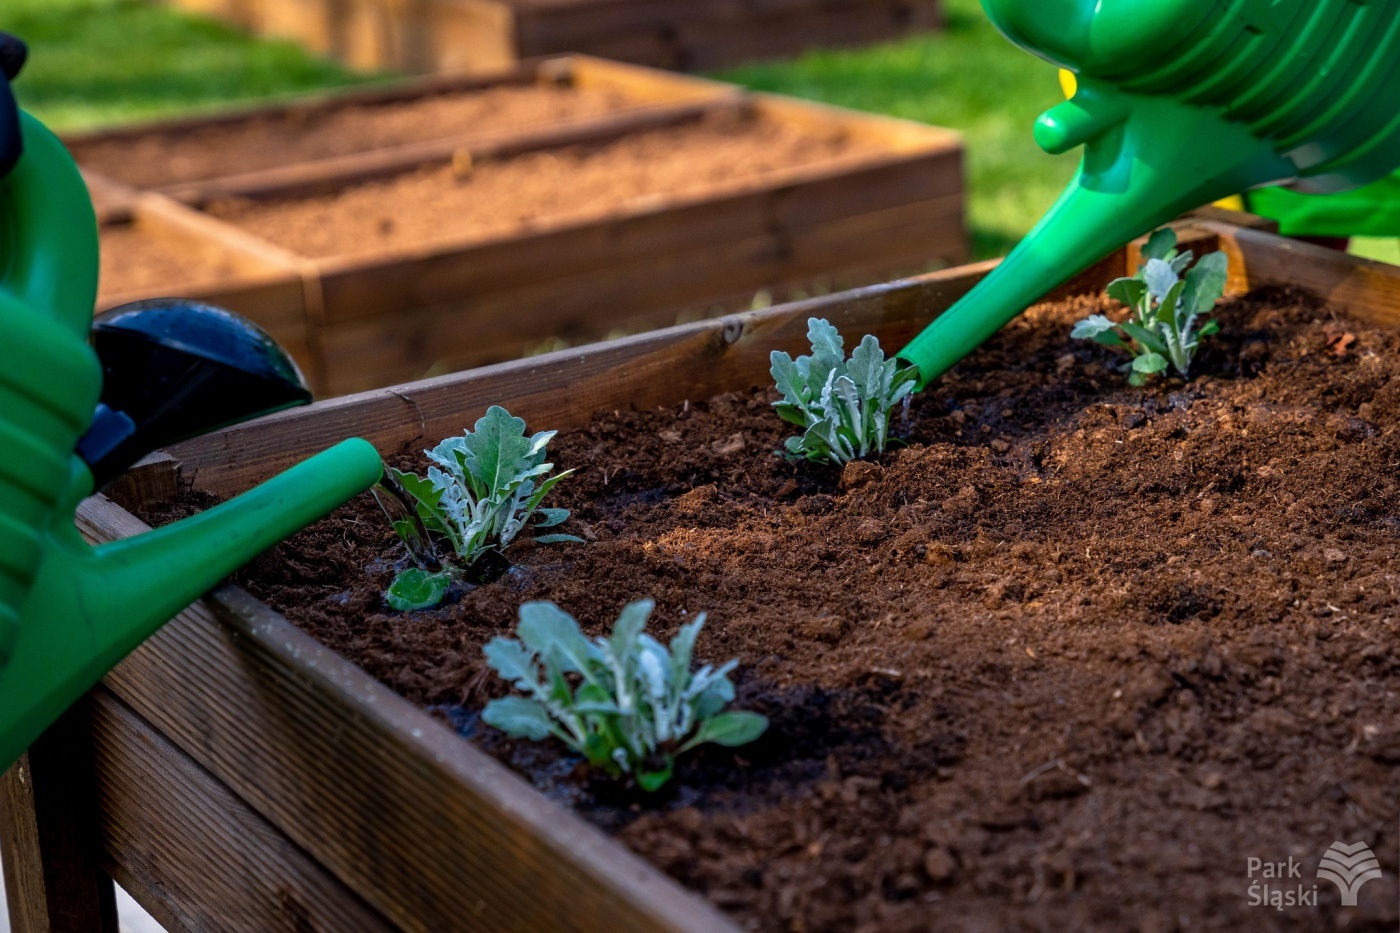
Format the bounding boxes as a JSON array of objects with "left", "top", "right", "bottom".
[
  {"left": 715, "top": 0, "right": 1076, "bottom": 258},
  {"left": 0, "top": 0, "right": 377, "bottom": 131}
]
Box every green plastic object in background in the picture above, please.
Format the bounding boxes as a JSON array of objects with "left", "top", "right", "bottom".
[
  {"left": 900, "top": 0, "right": 1400, "bottom": 386},
  {"left": 0, "top": 111, "right": 384, "bottom": 771}
]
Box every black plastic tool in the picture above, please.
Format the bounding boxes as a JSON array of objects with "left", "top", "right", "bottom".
[
  {"left": 75, "top": 299, "right": 314, "bottom": 489},
  {"left": 0, "top": 32, "right": 26, "bottom": 179}
]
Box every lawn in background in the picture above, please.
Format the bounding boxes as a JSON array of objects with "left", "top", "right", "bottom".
[
  {"left": 2, "top": 0, "right": 1394, "bottom": 263},
  {"left": 716, "top": 0, "right": 1076, "bottom": 258}
]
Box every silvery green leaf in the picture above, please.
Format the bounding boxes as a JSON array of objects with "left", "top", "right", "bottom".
[
  {"left": 534, "top": 533, "right": 585, "bottom": 545},
  {"left": 611, "top": 599, "right": 654, "bottom": 661},
  {"left": 1198, "top": 319, "right": 1221, "bottom": 337},
  {"left": 1142, "top": 228, "right": 1177, "bottom": 263},
  {"left": 1106, "top": 277, "right": 1148, "bottom": 311},
  {"left": 462, "top": 405, "right": 535, "bottom": 492},
  {"left": 518, "top": 602, "right": 598, "bottom": 674},
  {"left": 669, "top": 615, "right": 704, "bottom": 678},
  {"left": 846, "top": 334, "right": 887, "bottom": 398},
  {"left": 386, "top": 568, "right": 452, "bottom": 612},
  {"left": 1169, "top": 249, "right": 1195, "bottom": 275},
  {"left": 1120, "top": 321, "right": 1168, "bottom": 355},
  {"left": 1156, "top": 279, "right": 1187, "bottom": 326},
  {"left": 680, "top": 711, "right": 768, "bottom": 752},
  {"left": 775, "top": 403, "right": 811, "bottom": 428},
  {"left": 532, "top": 508, "right": 570, "bottom": 528},
  {"left": 1132, "top": 352, "right": 1169, "bottom": 375},
  {"left": 482, "top": 696, "right": 554, "bottom": 741},
  {"left": 482, "top": 637, "right": 536, "bottom": 685},
  {"left": 1071, "top": 315, "right": 1119, "bottom": 340},
  {"left": 805, "top": 318, "right": 845, "bottom": 392},
  {"left": 1143, "top": 259, "right": 1179, "bottom": 303},
  {"left": 639, "top": 649, "right": 669, "bottom": 700},
  {"left": 1182, "top": 251, "right": 1229, "bottom": 321},
  {"left": 770, "top": 351, "right": 807, "bottom": 406}
]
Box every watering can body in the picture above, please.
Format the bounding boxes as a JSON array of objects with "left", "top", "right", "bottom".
[
  {"left": 0, "top": 108, "right": 384, "bottom": 771},
  {"left": 901, "top": 0, "right": 1400, "bottom": 383}
]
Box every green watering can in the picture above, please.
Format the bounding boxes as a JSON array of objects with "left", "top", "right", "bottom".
[
  {"left": 0, "top": 36, "right": 384, "bottom": 772},
  {"left": 900, "top": 0, "right": 1400, "bottom": 384}
]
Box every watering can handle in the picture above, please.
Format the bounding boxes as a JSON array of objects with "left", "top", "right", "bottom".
[{"left": 0, "top": 33, "right": 100, "bottom": 337}]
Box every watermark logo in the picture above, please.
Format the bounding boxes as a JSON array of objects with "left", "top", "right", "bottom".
[{"left": 1317, "top": 841, "right": 1383, "bottom": 907}]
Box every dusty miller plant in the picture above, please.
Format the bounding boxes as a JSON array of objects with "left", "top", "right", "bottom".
[
  {"left": 482, "top": 600, "right": 768, "bottom": 791},
  {"left": 1071, "top": 228, "right": 1229, "bottom": 386},
  {"left": 770, "top": 317, "right": 919, "bottom": 466},
  {"left": 377, "top": 406, "right": 580, "bottom": 611}
]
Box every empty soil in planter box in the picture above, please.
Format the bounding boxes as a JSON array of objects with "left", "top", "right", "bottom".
[
  {"left": 203, "top": 110, "right": 880, "bottom": 259},
  {"left": 71, "top": 82, "right": 643, "bottom": 190},
  {"left": 97, "top": 223, "right": 240, "bottom": 306},
  {"left": 154, "top": 287, "right": 1400, "bottom": 929}
]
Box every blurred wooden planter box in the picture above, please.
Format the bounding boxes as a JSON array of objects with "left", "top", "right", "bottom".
[
  {"left": 76, "top": 61, "right": 966, "bottom": 397},
  {"left": 3, "top": 215, "right": 1391, "bottom": 932},
  {"left": 93, "top": 193, "right": 319, "bottom": 382},
  {"left": 66, "top": 56, "right": 738, "bottom": 197},
  {"left": 166, "top": 0, "right": 942, "bottom": 74}
]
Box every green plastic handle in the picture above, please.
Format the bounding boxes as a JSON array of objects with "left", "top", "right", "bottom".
[
  {"left": 900, "top": 0, "right": 1400, "bottom": 385},
  {"left": 0, "top": 110, "right": 386, "bottom": 771}
]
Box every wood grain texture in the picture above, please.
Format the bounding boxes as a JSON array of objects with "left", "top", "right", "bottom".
[
  {"left": 77, "top": 497, "right": 736, "bottom": 933},
  {"left": 167, "top": 258, "right": 1005, "bottom": 495},
  {"left": 86, "top": 687, "right": 395, "bottom": 933},
  {"left": 0, "top": 708, "right": 119, "bottom": 933},
  {"left": 1200, "top": 221, "right": 1400, "bottom": 328}
]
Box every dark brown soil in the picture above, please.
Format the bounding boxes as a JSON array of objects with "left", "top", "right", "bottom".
[
  {"left": 97, "top": 224, "right": 240, "bottom": 304},
  {"left": 203, "top": 109, "right": 876, "bottom": 259},
  {"left": 71, "top": 83, "right": 642, "bottom": 189},
  {"left": 151, "top": 287, "right": 1400, "bottom": 931}
]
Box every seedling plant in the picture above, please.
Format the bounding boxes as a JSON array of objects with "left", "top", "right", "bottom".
[
  {"left": 482, "top": 600, "right": 768, "bottom": 791},
  {"left": 770, "top": 317, "right": 919, "bottom": 466},
  {"left": 377, "top": 406, "right": 580, "bottom": 611},
  {"left": 1071, "top": 229, "right": 1229, "bottom": 385}
]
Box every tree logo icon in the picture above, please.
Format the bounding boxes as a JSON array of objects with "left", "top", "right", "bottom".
[{"left": 1317, "top": 841, "right": 1383, "bottom": 906}]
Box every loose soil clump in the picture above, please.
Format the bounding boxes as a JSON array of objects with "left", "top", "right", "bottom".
[
  {"left": 72, "top": 83, "right": 641, "bottom": 189},
  {"left": 153, "top": 287, "right": 1400, "bottom": 931},
  {"left": 203, "top": 110, "right": 877, "bottom": 259}
]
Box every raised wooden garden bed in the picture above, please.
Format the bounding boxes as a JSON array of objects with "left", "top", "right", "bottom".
[
  {"left": 73, "top": 57, "right": 966, "bottom": 396},
  {"left": 167, "top": 0, "right": 943, "bottom": 74},
  {"left": 4, "top": 215, "right": 1397, "bottom": 930}
]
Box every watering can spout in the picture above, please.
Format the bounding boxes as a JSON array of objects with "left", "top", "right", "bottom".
[
  {"left": 900, "top": 88, "right": 1291, "bottom": 385},
  {"left": 901, "top": 0, "right": 1400, "bottom": 386},
  {"left": 0, "top": 439, "right": 382, "bottom": 770}
]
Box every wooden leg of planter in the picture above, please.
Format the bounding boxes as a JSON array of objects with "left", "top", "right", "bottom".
[{"left": 0, "top": 702, "right": 119, "bottom": 933}]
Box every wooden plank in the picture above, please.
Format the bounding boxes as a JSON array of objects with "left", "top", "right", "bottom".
[
  {"left": 75, "top": 497, "right": 736, "bottom": 933},
  {"left": 86, "top": 687, "right": 395, "bottom": 933},
  {"left": 162, "top": 96, "right": 731, "bottom": 205},
  {"left": 166, "top": 258, "right": 1009, "bottom": 493},
  {"left": 409, "top": 0, "right": 520, "bottom": 74},
  {"left": 62, "top": 63, "right": 539, "bottom": 149},
  {"left": 1201, "top": 220, "right": 1400, "bottom": 327},
  {"left": 0, "top": 707, "right": 119, "bottom": 933}
]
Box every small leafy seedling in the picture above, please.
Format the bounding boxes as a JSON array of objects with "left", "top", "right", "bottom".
[
  {"left": 482, "top": 600, "right": 768, "bottom": 791},
  {"left": 378, "top": 406, "right": 581, "bottom": 611},
  {"left": 770, "top": 317, "right": 919, "bottom": 466},
  {"left": 1071, "top": 228, "right": 1229, "bottom": 386}
]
